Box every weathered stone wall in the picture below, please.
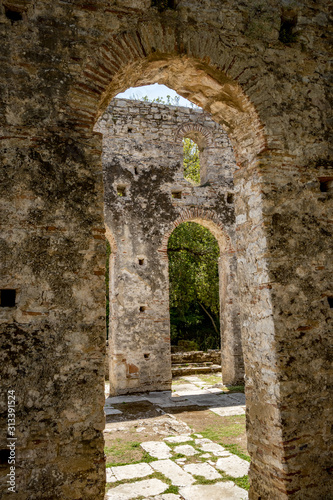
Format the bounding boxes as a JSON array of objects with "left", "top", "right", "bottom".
[
  {"left": 171, "top": 349, "right": 221, "bottom": 365},
  {"left": 1, "top": 1, "right": 332, "bottom": 499},
  {"left": 96, "top": 97, "right": 243, "bottom": 394}
]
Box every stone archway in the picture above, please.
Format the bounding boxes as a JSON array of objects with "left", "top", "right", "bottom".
[{"left": 1, "top": 4, "right": 331, "bottom": 500}]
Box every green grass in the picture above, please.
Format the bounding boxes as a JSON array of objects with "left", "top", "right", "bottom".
[
  {"left": 104, "top": 440, "right": 141, "bottom": 457},
  {"left": 226, "top": 385, "right": 245, "bottom": 393},
  {"left": 163, "top": 485, "right": 179, "bottom": 494},
  {"left": 106, "top": 451, "right": 157, "bottom": 468},
  {"left": 197, "top": 374, "right": 222, "bottom": 385},
  {"left": 200, "top": 415, "right": 246, "bottom": 439}
]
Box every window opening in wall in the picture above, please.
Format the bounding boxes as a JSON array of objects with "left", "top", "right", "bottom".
[
  {"left": 134, "top": 167, "right": 138, "bottom": 175},
  {"left": 328, "top": 297, "right": 333, "bottom": 309},
  {"left": 319, "top": 178, "right": 333, "bottom": 193},
  {"left": 138, "top": 258, "right": 144, "bottom": 266},
  {"left": 227, "top": 193, "right": 234, "bottom": 204},
  {"left": 5, "top": 7, "right": 23, "bottom": 23},
  {"left": 167, "top": 222, "right": 220, "bottom": 356},
  {"left": 171, "top": 191, "right": 182, "bottom": 199},
  {"left": 128, "top": 127, "right": 133, "bottom": 133},
  {"left": 0, "top": 289, "right": 16, "bottom": 307},
  {"left": 183, "top": 138, "right": 200, "bottom": 185},
  {"left": 117, "top": 185, "right": 126, "bottom": 197},
  {"left": 139, "top": 306, "right": 146, "bottom": 312}
]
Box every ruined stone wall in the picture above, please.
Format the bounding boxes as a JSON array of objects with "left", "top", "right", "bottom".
[
  {"left": 96, "top": 98, "right": 244, "bottom": 394},
  {"left": 1, "top": 1, "right": 332, "bottom": 499}
]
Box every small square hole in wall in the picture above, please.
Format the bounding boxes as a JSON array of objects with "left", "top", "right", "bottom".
[
  {"left": 319, "top": 178, "right": 333, "bottom": 193},
  {"left": 227, "top": 192, "right": 234, "bottom": 204},
  {"left": 5, "top": 7, "right": 23, "bottom": 23},
  {"left": 144, "top": 353, "right": 150, "bottom": 359},
  {"left": 328, "top": 297, "right": 333, "bottom": 308},
  {"left": 172, "top": 191, "right": 182, "bottom": 199},
  {"left": 117, "top": 186, "right": 126, "bottom": 197},
  {"left": 0, "top": 289, "right": 16, "bottom": 307},
  {"left": 0, "top": 449, "right": 10, "bottom": 464},
  {"left": 139, "top": 306, "right": 146, "bottom": 313},
  {"left": 128, "top": 127, "right": 133, "bottom": 133},
  {"left": 138, "top": 258, "right": 144, "bottom": 266}
]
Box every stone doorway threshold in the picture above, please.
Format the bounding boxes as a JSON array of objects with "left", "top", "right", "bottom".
[{"left": 104, "top": 376, "right": 248, "bottom": 499}]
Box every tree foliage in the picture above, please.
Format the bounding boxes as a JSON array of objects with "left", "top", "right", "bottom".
[
  {"left": 183, "top": 137, "right": 200, "bottom": 185},
  {"left": 168, "top": 222, "right": 220, "bottom": 350}
]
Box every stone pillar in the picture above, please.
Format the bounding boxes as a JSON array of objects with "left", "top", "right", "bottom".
[
  {"left": 219, "top": 245, "right": 244, "bottom": 386},
  {"left": 107, "top": 225, "right": 172, "bottom": 395},
  {"left": 234, "top": 155, "right": 333, "bottom": 499},
  {"left": 0, "top": 127, "right": 106, "bottom": 500}
]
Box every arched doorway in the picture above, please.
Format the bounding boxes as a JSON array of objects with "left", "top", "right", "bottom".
[{"left": 3, "top": 8, "right": 331, "bottom": 499}]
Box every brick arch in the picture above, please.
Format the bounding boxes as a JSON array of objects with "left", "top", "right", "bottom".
[
  {"left": 175, "top": 123, "right": 214, "bottom": 151},
  {"left": 159, "top": 208, "right": 233, "bottom": 260},
  {"left": 68, "top": 21, "right": 267, "bottom": 166}
]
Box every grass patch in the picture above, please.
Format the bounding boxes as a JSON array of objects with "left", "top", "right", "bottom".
[
  {"left": 226, "top": 385, "right": 245, "bottom": 393},
  {"left": 163, "top": 485, "right": 179, "bottom": 494},
  {"left": 196, "top": 374, "right": 222, "bottom": 385},
  {"left": 222, "top": 444, "right": 250, "bottom": 463},
  {"left": 200, "top": 415, "right": 246, "bottom": 440},
  {"left": 106, "top": 451, "right": 157, "bottom": 468}
]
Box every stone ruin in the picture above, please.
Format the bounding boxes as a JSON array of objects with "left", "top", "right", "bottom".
[
  {"left": 96, "top": 98, "right": 244, "bottom": 394},
  {"left": 0, "top": 1, "right": 332, "bottom": 499}
]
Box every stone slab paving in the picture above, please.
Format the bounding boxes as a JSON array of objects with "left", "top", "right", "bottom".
[
  {"left": 195, "top": 438, "right": 231, "bottom": 456},
  {"left": 173, "top": 444, "right": 199, "bottom": 456},
  {"left": 216, "top": 455, "right": 250, "bottom": 478},
  {"left": 106, "top": 478, "right": 168, "bottom": 499},
  {"left": 151, "top": 459, "right": 195, "bottom": 486},
  {"left": 179, "top": 481, "right": 248, "bottom": 500},
  {"left": 140, "top": 440, "right": 172, "bottom": 459},
  {"left": 105, "top": 468, "right": 117, "bottom": 483},
  {"left": 104, "top": 378, "right": 248, "bottom": 499},
  {"left": 111, "top": 462, "right": 153, "bottom": 481},
  {"left": 104, "top": 407, "right": 123, "bottom": 415},
  {"left": 164, "top": 434, "right": 192, "bottom": 443},
  {"left": 183, "top": 462, "right": 221, "bottom": 480},
  {"left": 210, "top": 405, "right": 246, "bottom": 416}
]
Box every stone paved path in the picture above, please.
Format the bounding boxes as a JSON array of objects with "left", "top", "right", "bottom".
[{"left": 104, "top": 376, "right": 248, "bottom": 499}]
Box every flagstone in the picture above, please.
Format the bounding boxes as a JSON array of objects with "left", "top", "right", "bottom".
[
  {"left": 111, "top": 462, "right": 153, "bottom": 481},
  {"left": 106, "top": 478, "right": 168, "bottom": 500},
  {"left": 195, "top": 439, "right": 228, "bottom": 456},
  {"left": 164, "top": 435, "right": 192, "bottom": 443},
  {"left": 141, "top": 441, "right": 172, "bottom": 459},
  {"left": 151, "top": 459, "right": 195, "bottom": 486},
  {"left": 183, "top": 462, "right": 221, "bottom": 480},
  {"left": 173, "top": 444, "right": 199, "bottom": 456},
  {"left": 210, "top": 406, "right": 246, "bottom": 417},
  {"left": 179, "top": 481, "right": 248, "bottom": 500},
  {"left": 216, "top": 455, "right": 250, "bottom": 477},
  {"left": 106, "top": 468, "right": 117, "bottom": 483}
]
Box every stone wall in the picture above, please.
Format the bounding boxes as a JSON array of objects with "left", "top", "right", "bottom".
[
  {"left": 96, "top": 97, "right": 244, "bottom": 394},
  {"left": 0, "top": 1, "right": 332, "bottom": 499}
]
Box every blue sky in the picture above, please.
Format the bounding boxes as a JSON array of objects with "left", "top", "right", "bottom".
[{"left": 116, "top": 83, "right": 195, "bottom": 107}]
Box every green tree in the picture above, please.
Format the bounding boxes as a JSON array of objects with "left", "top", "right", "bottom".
[
  {"left": 183, "top": 137, "right": 200, "bottom": 185},
  {"left": 168, "top": 222, "right": 220, "bottom": 350}
]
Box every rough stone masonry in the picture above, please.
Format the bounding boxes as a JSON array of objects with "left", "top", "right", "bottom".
[
  {"left": 95, "top": 97, "right": 244, "bottom": 395},
  {"left": 0, "top": 1, "right": 332, "bottom": 499}
]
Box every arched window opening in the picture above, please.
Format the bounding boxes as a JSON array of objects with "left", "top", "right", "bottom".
[
  {"left": 167, "top": 221, "right": 220, "bottom": 353},
  {"left": 183, "top": 138, "right": 201, "bottom": 185}
]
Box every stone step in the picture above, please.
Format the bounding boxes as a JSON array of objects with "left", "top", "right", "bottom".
[
  {"left": 172, "top": 361, "right": 214, "bottom": 367},
  {"left": 172, "top": 364, "right": 221, "bottom": 376}
]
